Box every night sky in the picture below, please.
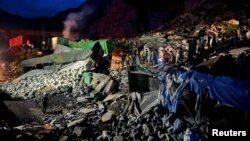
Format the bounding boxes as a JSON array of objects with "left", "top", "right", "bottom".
[{"left": 0, "top": 0, "right": 86, "bottom": 18}]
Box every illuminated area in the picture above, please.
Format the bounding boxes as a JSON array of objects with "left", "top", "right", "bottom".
[{"left": 0, "top": 0, "right": 249, "bottom": 140}]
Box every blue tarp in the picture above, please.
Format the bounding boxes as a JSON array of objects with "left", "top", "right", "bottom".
[{"left": 162, "top": 69, "right": 250, "bottom": 112}]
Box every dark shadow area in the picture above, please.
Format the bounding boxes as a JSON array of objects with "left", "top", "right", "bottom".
[
  {"left": 128, "top": 66, "right": 160, "bottom": 93},
  {"left": 0, "top": 92, "right": 21, "bottom": 127},
  {"left": 178, "top": 92, "right": 250, "bottom": 134}
]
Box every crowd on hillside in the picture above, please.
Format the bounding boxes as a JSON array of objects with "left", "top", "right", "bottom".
[{"left": 122, "top": 29, "right": 250, "bottom": 69}]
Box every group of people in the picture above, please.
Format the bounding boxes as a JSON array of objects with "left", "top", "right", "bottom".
[
  {"left": 124, "top": 28, "right": 250, "bottom": 68},
  {"left": 188, "top": 29, "right": 249, "bottom": 65},
  {"left": 124, "top": 43, "right": 184, "bottom": 68}
]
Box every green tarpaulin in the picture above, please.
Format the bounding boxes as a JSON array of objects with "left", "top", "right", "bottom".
[
  {"left": 21, "top": 38, "right": 116, "bottom": 67},
  {"left": 57, "top": 37, "right": 69, "bottom": 46},
  {"left": 82, "top": 72, "right": 92, "bottom": 85},
  {"left": 67, "top": 39, "right": 116, "bottom": 55}
]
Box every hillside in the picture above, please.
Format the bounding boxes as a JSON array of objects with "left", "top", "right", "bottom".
[{"left": 0, "top": 0, "right": 249, "bottom": 38}]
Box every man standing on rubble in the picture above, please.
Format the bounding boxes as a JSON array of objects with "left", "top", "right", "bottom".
[
  {"left": 152, "top": 48, "right": 159, "bottom": 66},
  {"left": 232, "top": 31, "right": 239, "bottom": 48},
  {"left": 135, "top": 48, "right": 141, "bottom": 66},
  {"left": 187, "top": 39, "right": 196, "bottom": 66},
  {"left": 210, "top": 33, "right": 217, "bottom": 50},
  {"left": 176, "top": 43, "right": 183, "bottom": 64},
  {"left": 42, "top": 94, "right": 49, "bottom": 113},
  {"left": 145, "top": 48, "right": 151, "bottom": 66}
]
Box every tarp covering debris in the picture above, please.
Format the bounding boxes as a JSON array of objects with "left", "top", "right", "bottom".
[
  {"left": 53, "top": 44, "right": 74, "bottom": 54},
  {"left": 68, "top": 39, "right": 116, "bottom": 55},
  {"left": 162, "top": 69, "right": 250, "bottom": 112},
  {"left": 21, "top": 48, "right": 92, "bottom": 67}
]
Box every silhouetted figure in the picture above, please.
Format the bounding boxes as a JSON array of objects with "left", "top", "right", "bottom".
[
  {"left": 152, "top": 49, "right": 159, "bottom": 65},
  {"left": 42, "top": 95, "right": 49, "bottom": 113},
  {"left": 187, "top": 39, "right": 196, "bottom": 66},
  {"left": 196, "top": 38, "right": 204, "bottom": 62},
  {"left": 207, "top": 34, "right": 211, "bottom": 48},
  {"left": 233, "top": 31, "right": 239, "bottom": 48},
  {"left": 200, "top": 37, "right": 205, "bottom": 56},
  {"left": 210, "top": 33, "right": 217, "bottom": 49},
  {"left": 176, "top": 45, "right": 183, "bottom": 64},
  {"left": 145, "top": 48, "right": 151, "bottom": 66}
]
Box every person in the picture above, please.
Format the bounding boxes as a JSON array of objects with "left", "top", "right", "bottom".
[
  {"left": 196, "top": 38, "right": 201, "bottom": 54},
  {"left": 42, "top": 95, "right": 49, "bottom": 113},
  {"left": 210, "top": 33, "right": 217, "bottom": 49},
  {"left": 135, "top": 48, "right": 141, "bottom": 66},
  {"left": 233, "top": 31, "right": 239, "bottom": 48},
  {"left": 207, "top": 34, "right": 211, "bottom": 48},
  {"left": 163, "top": 48, "right": 171, "bottom": 63},
  {"left": 199, "top": 37, "right": 205, "bottom": 59},
  {"left": 26, "top": 40, "right": 34, "bottom": 48},
  {"left": 125, "top": 54, "right": 129, "bottom": 65},
  {"left": 176, "top": 46, "right": 182, "bottom": 64},
  {"left": 145, "top": 48, "right": 151, "bottom": 66},
  {"left": 187, "top": 39, "right": 196, "bottom": 66},
  {"left": 139, "top": 49, "right": 145, "bottom": 64},
  {"left": 152, "top": 48, "right": 159, "bottom": 66},
  {"left": 158, "top": 47, "right": 166, "bottom": 69},
  {"left": 169, "top": 50, "right": 175, "bottom": 63}
]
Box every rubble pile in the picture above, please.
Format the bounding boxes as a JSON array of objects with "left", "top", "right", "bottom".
[
  {"left": 139, "top": 33, "right": 167, "bottom": 48},
  {"left": 1, "top": 45, "right": 248, "bottom": 141},
  {"left": 0, "top": 59, "right": 95, "bottom": 99},
  {"left": 0, "top": 0, "right": 250, "bottom": 140},
  {"left": 0, "top": 59, "right": 209, "bottom": 141},
  {"left": 0, "top": 86, "right": 205, "bottom": 141}
]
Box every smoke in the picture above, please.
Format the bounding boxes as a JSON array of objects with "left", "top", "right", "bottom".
[
  {"left": 63, "top": 4, "right": 96, "bottom": 40},
  {"left": 62, "top": 16, "right": 79, "bottom": 41}
]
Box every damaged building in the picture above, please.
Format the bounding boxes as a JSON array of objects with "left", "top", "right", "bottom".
[{"left": 0, "top": 0, "right": 250, "bottom": 141}]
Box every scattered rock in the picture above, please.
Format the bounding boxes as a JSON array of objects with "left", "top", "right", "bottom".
[
  {"left": 67, "top": 118, "right": 85, "bottom": 128},
  {"left": 103, "top": 79, "right": 116, "bottom": 94},
  {"left": 77, "top": 97, "right": 89, "bottom": 103},
  {"left": 58, "top": 136, "right": 69, "bottom": 141},
  {"left": 73, "top": 126, "right": 85, "bottom": 137},
  {"left": 113, "top": 136, "right": 124, "bottom": 141},
  {"left": 101, "top": 111, "right": 114, "bottom": 122},
  {"left": 103, "top": 94, "right": 124, "bottom": 102},
  {"left": 79, "top": 108, "right": 97, "bottom": 114}
]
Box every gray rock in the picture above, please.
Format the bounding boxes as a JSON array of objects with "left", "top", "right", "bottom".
[
  {"left": 73, "top": 126, "right": 84, "bottom": 137},
  {"left": 79, "top": 108, "right": 96, "bottom": 114},
  {"left": 103, "top": 94, "right": 123, "bottom": 102},
  {"left": 113, "top": 136, "right": 124, "bottom": 141},
  {"left": 103, "top": 79, "right": 116, "bottom": 94},
  {"left": 97, "top": 102, "right": 105, "bottom": 111},
  {"left": 147, "top": 135, "right": 155, "bottom": 141},
  {"left": 108, "top": 101, "right": 126, "bottom": 114},
  {"left": 143, "top": 124, "right": 151, "bottom": 136},
  {"left": 101, "top": 111, "right": 114, "bottom": 122},
  {"left": 77, "top": 96, "right": 89, "bottom": 103},
  {"left": 91, "top": 73, "right": 109, "bottom": 88},
  {"left": 58, "top": 136, "right": 68, "bottom": 141},
  {"left": 67, "top": 118, "right": 85, "bottom": 128},
  {"left": 95, "top": 77, "right": 110, "bottom": 92},
  {"left": 140, "top": 90, "right": 159, "bottom": 116}
]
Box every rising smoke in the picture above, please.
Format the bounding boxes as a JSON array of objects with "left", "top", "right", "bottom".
[{"left": 62, "top": 4, "right": 96, "bottom": 41}]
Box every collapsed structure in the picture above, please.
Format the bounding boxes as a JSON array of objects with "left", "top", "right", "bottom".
[
  {"left": 0, "top": 34, "right": 249, "bottom": 140},
  {"left": 0, "top": 0, "right": 250, "bottom": 140}
]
